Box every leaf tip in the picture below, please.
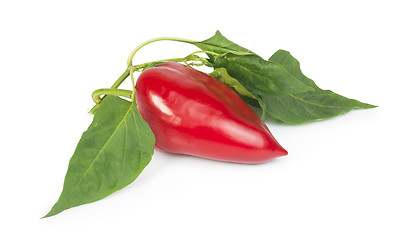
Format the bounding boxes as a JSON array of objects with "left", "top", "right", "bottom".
[
  {"left": 365, "top": 103, "right": 378, "bottom": 109},
  {"left": 214, "top": 30, "right": 222, "bottom": 36},
  {"left": 278, "top": 49, "right": 290, "bottom": 54},
  {"left": 41, "top": 209, "right": 57, "bottom": 219},
  {"left": 356, "top": 101, "right": 378, "bottom": 109}
]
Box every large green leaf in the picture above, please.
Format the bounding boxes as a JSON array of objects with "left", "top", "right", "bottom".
[
  {"left": 265, "top": 50, "right": 376, "bottom": 124},
  {"left": 214, "top": 53, "right": 314, "bottom": 96},
  {"left": 194, "top": 31, "right": 375, "bottom": 123},
  {"left": 44, "top": 96, "right": 155, "bottom": 217}
]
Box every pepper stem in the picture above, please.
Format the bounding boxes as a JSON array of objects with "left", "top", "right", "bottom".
[
  {"left": 132, "top": 52, "right": 212, "bottom": 71},
  {"left": 110, "top": 68, "right": 131, "bottom": 89},
  {"left": 91, "top": 88, "right": 133, "bottom": 104},
  {"left": 90, "top": 36, "right": 205, "bottom": 114},
  {"left": 127, "top": 37, "right": 195, "bottom": 67},
  {"left": 88, "top": 68, "right": 131, "bottom": 114}
]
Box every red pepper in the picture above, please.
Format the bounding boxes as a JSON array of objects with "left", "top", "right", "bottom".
[{"left": 135, "top": 62, "right": 287, "bottom": 164}]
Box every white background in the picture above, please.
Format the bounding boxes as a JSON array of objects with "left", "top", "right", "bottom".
[{"left": 1, "top": 0, "right": 411, "bottom": 239}]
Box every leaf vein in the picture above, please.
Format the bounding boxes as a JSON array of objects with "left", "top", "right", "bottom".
[{"left": 289, "top": 93, "right": 351, "bottom": 109}]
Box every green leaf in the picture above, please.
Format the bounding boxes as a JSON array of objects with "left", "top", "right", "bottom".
[
  {"left": 194, "top": 31, "right": 375, "bottom": 124},
  {"left": 209, "top": 68, "right": 256, "bottom": 99},
  {"left": 194, "top": 31, "right": 313, "bottom": 96},
  {"left": 193, "top": 30, "right": 253, "bottom": 60},
  {"left": 214, "top": 53, "right": 314, "bottom": 96},
  {"left": 263, "top": 91, "right": 376, "bottom": 124},
  {"left": 44, "top": 96, "right": 155, "bottom": 217},
  {"left": 265, "top": 50, "right": 377, "bottom": 124},
  {"left": 269, "top": 50, "right": 320, "bottom": 89}
]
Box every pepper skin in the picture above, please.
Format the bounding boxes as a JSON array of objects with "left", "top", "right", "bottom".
[{"left": 135, "top": 62, "right": 287, "bottom": 164}]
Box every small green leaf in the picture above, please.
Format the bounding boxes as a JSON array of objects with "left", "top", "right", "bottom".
[
  {"left": 44, "top": 96, "right": 155, "bottom": 217},
  {"left": 210, "top": 68, "right": 256, "bottom": 99},
  {"left": 269, "top": 50, "right": 320, "bottom": 89},
  {"left": 265, "top": 50, "right": 377, "bottom": 124},
  {"left": 193, "top": 30, "right": 253, "bottom": 61},
  {"left": 214, "top": 53, "right": 314, "bottom": 96}
]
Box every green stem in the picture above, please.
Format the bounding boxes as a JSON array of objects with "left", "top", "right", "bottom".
[
  {"left": 129, "top": 68, "right": 136, "bottom": 101},
  {"left": 132, "top": 52, "right": 215, "bottom": 72},
  {"left": 110, "top": 68, "right": 131, "bottom": 88},
  {"left": 190, "top": 50, "right": 221, "bottom": 57},
  {"left": 127, "top": 37, "right": 195, "bottom": 67},
  {"left": 92, "top": 88, "right": 133, "bottom": 104},
  {"left": 90, "top": 36, "right": 200, "bottom": 114},
  {"left": 89, "top": 69, "right": 131, "bottom": 114},
  {"left": 133, "top": 57, "right": 187, "bottom": 70}
]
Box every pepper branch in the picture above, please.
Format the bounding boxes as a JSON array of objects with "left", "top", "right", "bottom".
[{"left": 88, "top": 51, "right": 219, "bottom": 114}]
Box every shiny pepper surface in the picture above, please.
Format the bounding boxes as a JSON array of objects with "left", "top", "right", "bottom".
[{"left": 135, "top": 62, "right": 287, "bottom": 164}]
